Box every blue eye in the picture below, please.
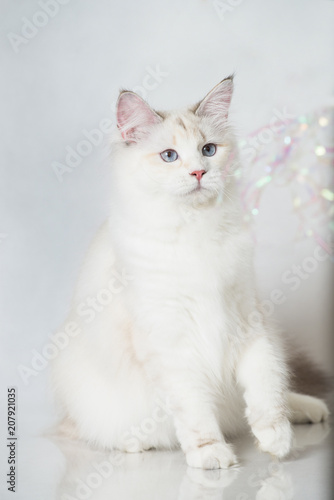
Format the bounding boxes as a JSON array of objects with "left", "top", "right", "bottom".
[
  {"left": 160, "top": 149, "right": 178, "bottom": 162},
  {"left": 202, "top": 143, "right": 216, "bottom": 157}
]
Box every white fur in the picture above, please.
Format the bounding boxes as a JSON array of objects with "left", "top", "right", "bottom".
[
  {"left": 52, "top": 80, "right": 329, "bottom": 469},
  {"left": 287, "top": 392, "right": 329, "bottom": 424}
]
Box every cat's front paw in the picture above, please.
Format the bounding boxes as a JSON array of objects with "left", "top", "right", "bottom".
[
  {"left": 252, "top": 417, "right": 293, "bottom": 459},
  {"left": 186, "top": 442, "right": 238, "bottom": 470}
]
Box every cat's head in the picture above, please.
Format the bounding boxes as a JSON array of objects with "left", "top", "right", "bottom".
[{"left": 113, "top": 76, "right": 237, "bottom": 207}]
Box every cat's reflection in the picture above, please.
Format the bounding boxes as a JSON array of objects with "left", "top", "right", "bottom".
[
  {"left": 52, "top": 422, "right": 329, "bottom": 500},
  {"left": 178, "top": 467, "right": 239, "bottom": 500}
]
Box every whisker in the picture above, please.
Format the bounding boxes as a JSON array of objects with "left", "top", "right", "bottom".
[{"left": 221, "top": 187, "right": 235, "bottom": 204}]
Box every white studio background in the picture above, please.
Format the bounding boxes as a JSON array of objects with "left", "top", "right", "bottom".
[{"left": 0, "top": 0, "right": 333, "bottom": 451}]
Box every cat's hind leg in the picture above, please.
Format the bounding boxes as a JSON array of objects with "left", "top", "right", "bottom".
[{"left": 287, "top": 392, "right": 329, "bottom": 424}]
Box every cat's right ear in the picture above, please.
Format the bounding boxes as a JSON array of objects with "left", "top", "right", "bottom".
[{"left": 116, "top": 91, "right": 162, "bottom": 143}]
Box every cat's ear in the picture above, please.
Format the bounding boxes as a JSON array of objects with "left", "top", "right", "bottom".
[
  {"left": 116, "top": 91, "right": 162, "bottom": 142},
  {"left": 195, "top": 76, "right": 234, "bottom": 126}
]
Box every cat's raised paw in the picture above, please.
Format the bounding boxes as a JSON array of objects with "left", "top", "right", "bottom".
[
  {"left": 252, "top": 418, "right": 293, "bottom": 459},
  {"left": 186, "top": 442, "right": 238, "bottom": 470}
]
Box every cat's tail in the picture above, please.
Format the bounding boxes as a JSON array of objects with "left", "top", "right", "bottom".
[{"left": 287, "top": 348, "right": 333, "bottom": 398}]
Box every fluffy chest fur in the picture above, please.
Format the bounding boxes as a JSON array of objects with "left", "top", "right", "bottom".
[{"left": 107, "top": 201, "right": 247, "bottom": 385}]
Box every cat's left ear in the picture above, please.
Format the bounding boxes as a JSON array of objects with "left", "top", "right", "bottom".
[
  {"left": 195, "top": 75, "right": 234, "bottom": 125},
  {"left": 116, "top": 91, "right": 162, "bottom": 142}
]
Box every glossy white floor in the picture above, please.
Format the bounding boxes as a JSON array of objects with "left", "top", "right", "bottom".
[{"left": 2, "top": 413, "right": 332, "bottom": 500}]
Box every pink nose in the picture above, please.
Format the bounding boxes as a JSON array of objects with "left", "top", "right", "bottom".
[{"left": 190, "top": 170, "right": 206, "bottom": 181}]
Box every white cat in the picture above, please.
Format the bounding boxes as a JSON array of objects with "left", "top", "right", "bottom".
[{"left": 52, "top": 76, "right": 329, "bottom": 469}]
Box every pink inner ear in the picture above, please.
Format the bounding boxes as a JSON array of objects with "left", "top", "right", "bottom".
[{"left": 117, "top": 92, "right": 160, "bottom": 142}]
